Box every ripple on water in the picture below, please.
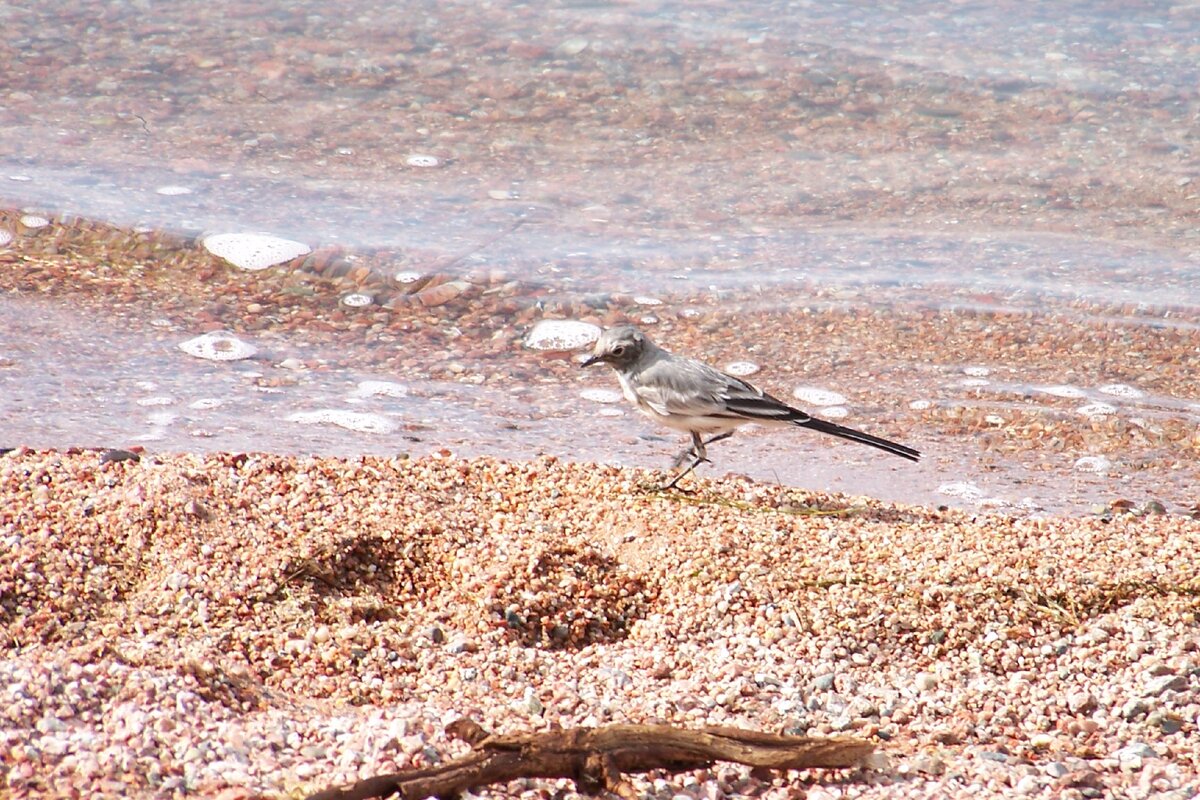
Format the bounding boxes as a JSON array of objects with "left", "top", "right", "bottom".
[
  {"left": 792, "top": 387, "right": 848, "bottom": 407},
  {"left": 286, "top": 410, "right": 397, "bottom": 434},
  {"left": 963, "top": 366, "right": 991, "bottom": 377},
  {"left": 202, "top": 233, "right": 311, "bottom": 271},
  {"left": 155, "top": 185, "right": 193, "bottom": 196},
  {"left": 525, "top": 320, "right": 601, "bottom": 351},
  {"left": 189, "top": 398, "right": 224, "bottom": 410},
  {"left": 178, "top": 332, "right": 258, "bottom": 361}
]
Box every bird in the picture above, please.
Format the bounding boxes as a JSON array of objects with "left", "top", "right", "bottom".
[{"left": 581, "top": 324, "right": 920, "bottom": 489}]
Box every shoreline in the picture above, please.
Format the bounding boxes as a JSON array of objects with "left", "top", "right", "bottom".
[{"left": 3, "top": 448, "right": 1198, "bottom": 798}]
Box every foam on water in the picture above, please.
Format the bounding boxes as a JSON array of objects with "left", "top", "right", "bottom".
[
  {"left": 937, "top": 481, "right": 985, "bottom": 501},
  {"left": 287, "top": 410, "right": 397, "bottom": 434}
]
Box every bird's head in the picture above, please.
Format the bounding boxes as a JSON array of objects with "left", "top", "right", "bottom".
[{"left": 581, "top": 325, "right": 647, "bottom": 369}]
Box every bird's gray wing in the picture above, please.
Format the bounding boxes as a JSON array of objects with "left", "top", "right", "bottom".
[{"left": 632, "top": 357, "right": 808, "bottom": 422}]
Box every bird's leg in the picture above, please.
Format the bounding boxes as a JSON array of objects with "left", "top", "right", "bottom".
[
  {"left": 701, "top": 431, "right": 734, "bottom": 448},
  {"left": 662, "top": 432, "right": 709, "bottom": 490}
]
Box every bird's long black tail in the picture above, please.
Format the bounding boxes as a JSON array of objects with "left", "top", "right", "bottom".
[{"left": 796, "top": 416, "right": 921, "bottom": 462}]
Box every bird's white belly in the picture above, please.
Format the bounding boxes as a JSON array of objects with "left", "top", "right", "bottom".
[{"left": 615, "top": 373, "right": 744, "bottom": 435}]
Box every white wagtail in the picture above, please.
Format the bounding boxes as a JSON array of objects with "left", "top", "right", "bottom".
[{"left": 582, "top": 324, "right": 920, "bottom": 489}]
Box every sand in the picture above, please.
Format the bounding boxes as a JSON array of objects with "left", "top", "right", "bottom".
[{"left": 2, "top": 448, "right": 1198, "bottom": 799}]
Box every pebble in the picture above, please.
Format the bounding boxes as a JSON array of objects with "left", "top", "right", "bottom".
[
  {"left": 1113, "top": 743, "right": 1158, "bottom": 764},
  {"left": 202, "top": 233, "right": 310, "bottom": 271},
  {"left": 1141, "top": 674, "right": 1186, "bottom": 697}
]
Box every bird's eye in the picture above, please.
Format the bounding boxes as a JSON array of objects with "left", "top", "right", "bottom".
[{"left": 612, "top": 345, "right": 627, "bottom": 357}]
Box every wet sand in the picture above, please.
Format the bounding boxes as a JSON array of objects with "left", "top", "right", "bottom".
[
  {"left": 1, "top": 212, "right": 1198, "bottom": 515},
  {"left": 3, "top": 449, "right": 1199, "bottom": 799}
]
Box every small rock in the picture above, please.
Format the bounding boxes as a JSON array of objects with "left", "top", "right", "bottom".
[
  {"left": 424, "top": 626, "right": 446, "bottom": 644},
  {"left": 447, "top": 636, "right": 477, "bottom": 654},
  {"left": 1141, "top": 674, "right": 1186, "bottom": 696},
  {"left": 1014, "top": 774, "right": 1042, "bottom": 794},
  {"left": 813, "top": 674, "right": 836, "bottom": 691},
  {"left": 1113, "top": 742, "right": 1157, "bottom": 764},
  {"left": 909, "top": 754, "right": 945, "bottom": 775},
  {"left": 1067, "top": 691, "right": 1098, "bottom": 714},
  {"left": 1043, "top": 762, "right": 1069, "bottom": 779},
  {"left": 1147, "top": 710, "right": 1183, "bottom": 734},
  {"left": 1121, "top": 699, "right": 1149, "bottom": 720},
  {"left": 915, "top": 672, "right": 938, "bottom": 691}
]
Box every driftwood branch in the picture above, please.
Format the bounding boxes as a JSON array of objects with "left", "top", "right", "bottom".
[{"left": 305, "top": 720, "right": 875, "bottom": 800}]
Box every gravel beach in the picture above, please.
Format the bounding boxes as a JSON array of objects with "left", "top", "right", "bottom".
[{"left": 3, "top": 449, "right": 1198, "bottom": 799}]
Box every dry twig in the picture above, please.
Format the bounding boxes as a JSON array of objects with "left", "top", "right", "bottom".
[{"left": 306, "top": 719, "right": 875, "bottom": 800}]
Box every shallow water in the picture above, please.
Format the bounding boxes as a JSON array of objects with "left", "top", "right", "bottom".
[{"left": 2, "top": 0, "right": 1198, "bottom": 514}]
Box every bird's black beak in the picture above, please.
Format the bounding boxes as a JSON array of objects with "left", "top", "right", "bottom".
[{"left": 581, "top": 354, "right": 601, "bottom": 368}]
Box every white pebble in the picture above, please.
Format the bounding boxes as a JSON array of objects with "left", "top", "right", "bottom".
[
  {"left": 1077, "top": 402, "right": 1118, "bottom": 419},
  {"left": 792, "top": 387, "right": 848, "bottom": 407},
  {"left": 178, "top": 332, "right": 258, "bottom": 361},
  {"left": 581, "top": 388, "right": 622, "bottom": 404},
  {"left": 963, "top": 366, "right": 991, "bottom": 377},
  {"left": 202, "top": 233, "right": 310, "bottom": 271},
  {"left": 1073, "top": 455, "right": 1111, "bottom": 473},
  {"left": 351, "top": 381, "right": 409, "bottom": 399},
  {"left": 1038, "top": 384, "right": 1087, "bottom": 398},
  {"left": 525, "top": 320, "right": 601, "bottom": 351},
  {"left": 1098, "top": 383, "right": 1144, "bottom": 399},
  {"left": 909, "top": 399, "right": 932, "bottom": 410},
  {"left": 340, "top": 293, "right": 373, "bottom": 308},
  {"left": 19, "top": 215, "right": 50, "bottom": 228},
  {"left": 406, "top": 154, "right": 440, "bottom": 168},
  {"left": 724, "top": 361, "right": 760, "bottom": 377}
]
